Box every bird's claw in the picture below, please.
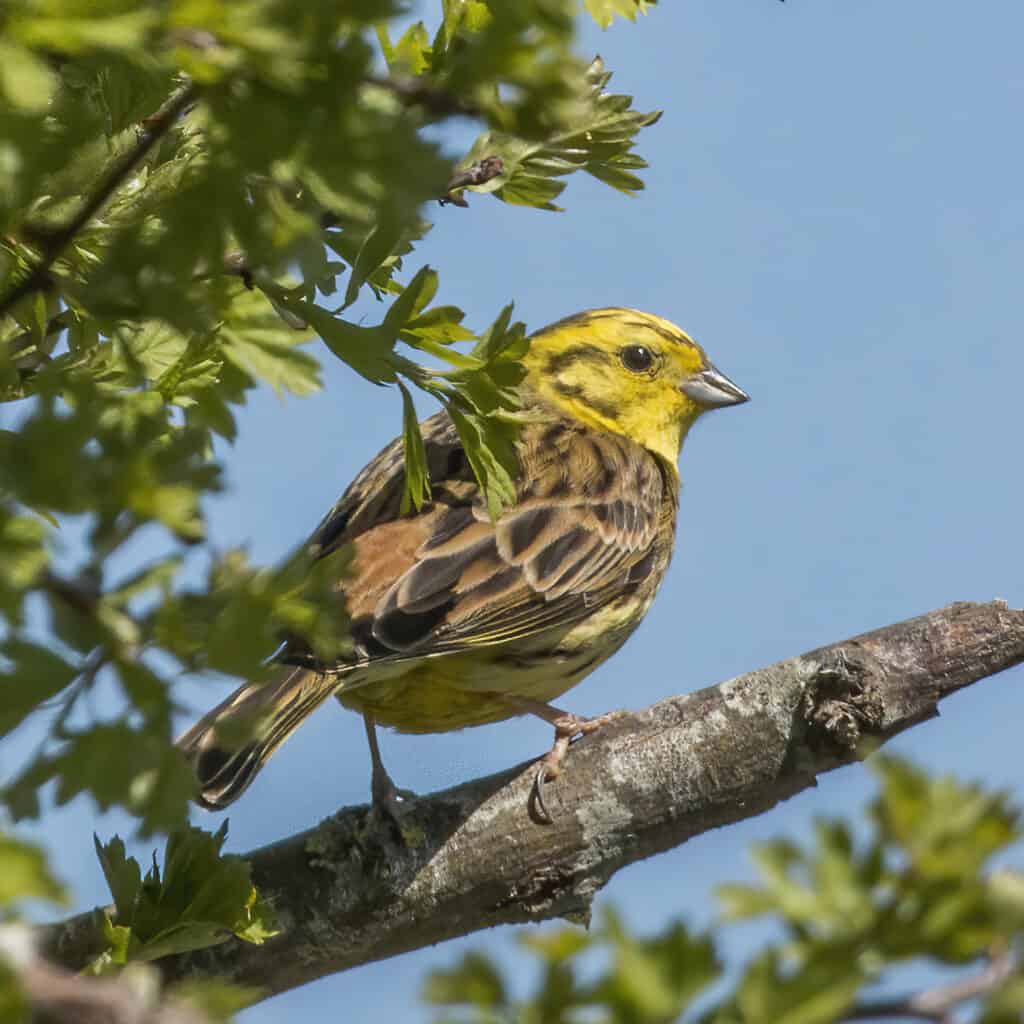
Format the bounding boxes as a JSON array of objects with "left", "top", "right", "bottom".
[
  {"left": 530, "top": 713, "right": 624, "bottom": 825},
  {"left": 370, "top": 772, "right": 417, "bottom": 823}
]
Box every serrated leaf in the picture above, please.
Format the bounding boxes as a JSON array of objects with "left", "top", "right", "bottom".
[
  {"left": 344, "top": 217, "right": 405, "bottom": 308},
  {"left": 584, "top": 0, "right": 657, "bottom": 29},
  {"left": 220, "top": 327, "right": 321, "bottom": 398},
  {"left": 94, "top": 834, "right": 142, "bottom": 924},
  {"left": 398, "top": 381, "right": 430, "bottom": 513},
  {"left": 91, "top": 823, "right": 278, "bottom": 971},
  {"left": 446, "top": 403, "right": 518, "bottom": 520}
]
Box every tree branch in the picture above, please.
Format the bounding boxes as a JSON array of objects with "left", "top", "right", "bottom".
[
  {"left": 43, "top": 600, "right": 1024, "bottom": 1005},
  {"left": 842, "top": 947, "right": 1014, "bottom": 1022},
  {"left": 1, "top": 923, "right": 209, "bottom": 1024},
  {"left": 0, "top": 81, "right": 197, "bottom": 320},
  {"left": 440, "top": 156, "right": 505, "bottom": 206}
]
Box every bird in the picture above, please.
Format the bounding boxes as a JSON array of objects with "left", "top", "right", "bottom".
[{"left": 176, "top": 307, "right": 748, "bottom": 821}]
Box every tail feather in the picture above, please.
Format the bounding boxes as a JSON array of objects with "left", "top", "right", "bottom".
[{"left": 176, "top": 666, "right": 334, "bottom": 810}]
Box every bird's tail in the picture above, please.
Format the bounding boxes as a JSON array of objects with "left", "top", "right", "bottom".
[{"left": 175, "top": 666, "right": 335, "bottom": 810}]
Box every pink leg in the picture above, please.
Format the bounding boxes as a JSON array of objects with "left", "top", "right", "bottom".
[{"left": 506, "top": 697, "right": 624, "bottom": 824}]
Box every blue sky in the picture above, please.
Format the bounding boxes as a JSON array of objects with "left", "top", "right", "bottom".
[{"left": 9, "top": 1, "right": 1024, "bottom": 1019}]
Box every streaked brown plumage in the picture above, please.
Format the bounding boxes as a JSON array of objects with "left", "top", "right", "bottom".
[{"left": 176, "top": 308, "right": 748, "bottom": 817}]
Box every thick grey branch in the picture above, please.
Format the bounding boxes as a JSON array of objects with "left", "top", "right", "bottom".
[{"left": 45, "top": 601, "right": 1024, "bottom": 1005}]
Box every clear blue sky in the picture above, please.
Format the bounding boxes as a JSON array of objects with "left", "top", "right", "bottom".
[{"left": 12, "top": 1, "right": 1024, "bottom": 1018}]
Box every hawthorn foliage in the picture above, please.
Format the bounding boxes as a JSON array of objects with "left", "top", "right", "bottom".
[{"left": 2, "top": 3, "right": 1021, "bottom": 1022}]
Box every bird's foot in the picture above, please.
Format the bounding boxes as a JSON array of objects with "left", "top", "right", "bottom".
[
  {"left": 529, "top": 710, "right": 626, "bottom": 825},
  {"left": 370, "top": 766, "right": 417, "bottom": 823}
]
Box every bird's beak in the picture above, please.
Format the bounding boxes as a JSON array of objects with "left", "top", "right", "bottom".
[{"left": 681, "top": 364, "right": 750, "bottom": 408}]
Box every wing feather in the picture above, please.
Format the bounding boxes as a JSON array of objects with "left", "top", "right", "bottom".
[{"left": 290, "top": 411, "right": 671, "bottom": 667}]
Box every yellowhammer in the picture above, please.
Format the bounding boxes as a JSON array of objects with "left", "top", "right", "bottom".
[{"left": 177, "top": 308, "right": 748, "bottom": 820}]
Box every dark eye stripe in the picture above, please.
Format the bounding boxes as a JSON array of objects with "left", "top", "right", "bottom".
[{"left": 545, "top": 344, "right": 614, "bottom": 376}]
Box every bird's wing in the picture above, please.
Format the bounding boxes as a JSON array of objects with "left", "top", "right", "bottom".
[
  {"left": 308, "top": 414, "right": 672, "bottom": 664},
  {"left": 306, "top": 410, "right": 470, "bottom": 559}
]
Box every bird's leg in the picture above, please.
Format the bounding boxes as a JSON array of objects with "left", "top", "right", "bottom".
[
  {"left": 506, "top": 697, "right": 625, "bottom": 824},
  {"left": 364, "top": 713, "right": 416, "bottom": 817}
]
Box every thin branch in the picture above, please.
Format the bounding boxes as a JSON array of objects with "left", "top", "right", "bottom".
[
  {"left": 842, "top": 948, "right": 1014, "bottom": 1022},
  {"left": 0, "top": 81, "right": 198, "bottom": 320},
  {"left": 42, "top": 600, "right": 1024, "bottom": 1005},
  {"left": 1, "top": 921, "right": 210, "bottom": 1024},
  {"left": 39, "top": 568, "right": 101, "bottom": 619},
  {"left": 364, "top": 73, "right": 478, "bottom": 118},
  {"left": 440, "top": 155, "right": 505, "bottom": 206}
]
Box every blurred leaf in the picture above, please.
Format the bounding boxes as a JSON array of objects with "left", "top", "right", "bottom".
[
  {"left": 584, "top": 0, "right": 657, "bottom": 29},
  {"left": 871, "top": 755, "right": 1019, "bottom": 879},
  {"left": 422, "top": 952, "right": 507, "bottom": 1009},
  {"left": 0, "top": 42, "right": 58, "bottom": 112},
  {"left": 5, "top": 723, "right": 195, "bottom": 835},
  {"left": 168, "top": 979, "right": 263, "bottom": 1022},
  {"left": 0, "top": 834, "right": 67, "bottom": 908},
  {"left": 592, "top": 908, "right": 720, "bottom": 1020},
  {"left": 0, "top": 639, "right": 79, "bottom": 738}
]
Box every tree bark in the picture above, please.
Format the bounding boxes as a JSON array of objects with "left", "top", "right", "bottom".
[{"left": 44, "top": 600, "right": 1024, "bottom": 1005}]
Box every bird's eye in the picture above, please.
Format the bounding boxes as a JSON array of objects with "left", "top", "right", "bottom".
[{"left": 620, "top": 345, "right": 655, "bottom": 373}]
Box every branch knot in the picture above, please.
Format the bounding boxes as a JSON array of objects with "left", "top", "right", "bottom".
[{"left": 801, "top": 647, "right": 884, "bottom": 751}]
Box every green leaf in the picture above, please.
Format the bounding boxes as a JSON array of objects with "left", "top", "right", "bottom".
[
  {"left": 5, "top": 723, "right": 194, "bottom": 835},
  {"left": 90, "top": 824, "right": 278, "bottom": 972},
  {"left": 94, "top": 834, "right": 143, "bottom": 925},
  {"left": 12, "top": 9, "right": 161, "bottom": 54},
  {"left": 871, "top": 755, "right": 1020, "bottom": 880},
  {"left": 220, "top": 327, "right": 321, "bottom": 398},
  {"left": 343, "top": 217, "right": 405, "bottom": 308},
  {"left": 422, "top": 952, "right": 507, "bottom": 1009},
  {"left": 728, "top": 949, "right": 864, "bottom": 1024},
  {"left": 398, "top": 380, "right": 430, "bottom": 513},
  {"left": 457, "top": 57, "right": 661, "bottom": 211},
  {"left": 400, "top": 304, "right": 476, "bottom": 347},
  {"left": 0, "top": 639, "right": 79, "bottom": 738},
  {"left": 584, "top": 0, "right": 657, "bottom": 29},
  {"left": 0, "top": 42, "right": 59, "bottom": 111},
  {"left": 167, "top": 979, "right": 263, "bottom": 1023},
  {"left": 592, "top": 909, "right": 720, "bottom": 1020},
  {"left": 0, "top": 834, "right": 67, "bottom": 907},
  {"left": 286, "top": 300, "right": 398, "bottom": 384},
  {"left": 446, "top": 403, "right": 518, "bottom": 521}
]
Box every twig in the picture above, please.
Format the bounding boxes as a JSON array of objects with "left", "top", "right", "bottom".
[
  {"left": 0, "top": 81, "right": 198, "bottom": 320},
  {"left": 364, "top": 73, "right": 478, "bottom": 118},
  {"left": 39, "top": 568, "right": 101, "bottom": 619},
  {"left": 1, "top": 923, "right": 208, "bottom": 1024},
  {"left": 842, "top": 949, "right": 1015, "bottom": 1022},
  {"left": 440, "top": 155, "right": 504, "bottom": 206}
]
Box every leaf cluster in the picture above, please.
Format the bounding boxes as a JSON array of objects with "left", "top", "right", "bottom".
[
  {"left": 89, "top": 825, "right": 276, "bottom": 974},
  {"left": 0, "top": 1, "right": 659, "bottom": 1015},
  {"left": 0, "top": 0, "right": 659, "bottom": 851}
]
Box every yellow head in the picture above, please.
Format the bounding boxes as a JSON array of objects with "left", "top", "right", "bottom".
[{"left": 523, "top": 308, "right": 748, "bottom": 466}]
